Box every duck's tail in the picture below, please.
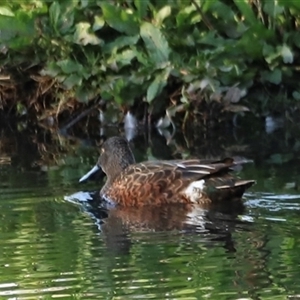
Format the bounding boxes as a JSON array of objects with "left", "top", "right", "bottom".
[{"left": 214, "top": 179, "right": 256, "bottom": 201}]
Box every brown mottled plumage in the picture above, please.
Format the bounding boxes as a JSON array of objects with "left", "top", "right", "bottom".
[{"left": 79, "top": 136, "right": 256, "bottom": 206}]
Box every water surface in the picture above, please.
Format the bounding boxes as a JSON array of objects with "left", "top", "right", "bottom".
[{"left": 0, "top": 124, "right": 300, "bottom": 299}]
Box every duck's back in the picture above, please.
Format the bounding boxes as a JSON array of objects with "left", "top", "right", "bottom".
[{"left": 102, "top": 159, "right": 255, "bottom": 206}]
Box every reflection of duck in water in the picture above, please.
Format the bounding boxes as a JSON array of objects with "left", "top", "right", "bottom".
[
  {"left": 65, "top": 190, "right": 247, "bottom": 234},
  {"left": 95, "top": 201, "right": 246, "bottom": 232},
  {"left": 75, "top": 196, "right": 249, "bottom": 255},
  {"left": 79, "top": 136, "right": 255, "bottom": 206}
]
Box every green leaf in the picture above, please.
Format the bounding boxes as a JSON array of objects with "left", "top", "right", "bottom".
[
  {"left": 49, "top": 2, "right": 60, "bottom": 32},
  {"left": 102, "top": 35, "right": 139, "bottom": 54},
  {"left": 132, "top": 48, "right": 149, "bottom": 66},
  {"left": 224, "top": 22, "right": 247, "bottom": 38},
  {"left": 292, "top": 91, "right": 300, "bottom": 100},
  {"left": 0, "top": 17, "right": 16, "bottom": 41},
  {"left": 147, "top": 78, "right": 162, "bottom": 103},
  {"left": 0, "top": 7, "right": 14, "bottom": 17},
  {"left": 269, "top": 69, "right": 282, "bottom": 84},
  {"left": 261, "top": 69, "right": 282, "bottom": 85},
  {"left": 208, "top": 2, "right": 235, "bottom": 22},
  {"left": 110, "top": 49, "right": 136, "bottom": 69},
  {"left": 263, "top": 1, "right": 284, "bottom": 17},
  {"left": 280, "top": 44, "right": 293, "bottom": 64},
  {"left": 233, "top": 0, "right": 257, "bottom": 25},
  {"left": 238, "top": 25, "right": 273, "bottom": 59},
  {"left": 176, "top": 5, "right": 195, "bottom": 27},
  {"left": 155, "top": 6, "right": 171, "bottom": 25},
  {"left": 57, "top": 60, "right": 84, "bottom": 74},
  {"left": 63, "top": 74, "right": 82, "bottom": 89},
  {"left": 268, "top": 153, "right": 282, "bottom": 164},
  {"left": 268, "top": 153, "right": 293, "bottom": 164},
  {"left": 16, "top": 103, "right": 27, "bottom": 116},
  {"left": 93, "top": 15, "right": 105, "bottom": 31},
  {"left": 140, "top": 22, "right": 170, "bottom": 66},
  {"left": 198, "top": 32, "right": 224, "bottom": 47},
  {"left": 56, "top": 75, "right": 66, "bottom": 83},
  {"left": 287, "top": 0, "right": 300, "bottom": 9},
  {"left": 59, "top": 9, "right": 74, "bottom": 34},
  {"left": 146, "top": 68, "right": 170, "bottom": 102},
  {"left": 75, "top": 87, "right": 94, "bottom": 103},
  {"left": 278, "top": 0, "right": 300, "bottom": 9},
  {"left": 263, "top": 43, "right": 281, "bottom": 64},
  {"left": 74, "top": 22, "right": 103, "bottom": 45},
  {"left": 80, "top": 0, "right": 89, "bottom": 8},
  {"left": 107, "top": 77, "right": 127, "bottom": 105},
  {"left": 100, "top": 2, "right": 139, "bottom": 35},
  {"left": 134, "top": 0, "right": 148, "bottom": 18},
  {"left": 202, "top": 0, "right": 218, "bottom": 12},
  {"left": 40, "top": 62, "right": 61, "bottom": 77},
  {"left": 48, "top": 2, "right": 77, "bottom": 35},
  {"left": 263, "top": 43, "right": 274, "bottom": 55},
  {"left": 0, "top": 14, "right": 35, "bottom": 45}
]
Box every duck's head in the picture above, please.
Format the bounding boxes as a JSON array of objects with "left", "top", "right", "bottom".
[{"left": 79, "top": 136, "right": 135, "bottom": 183}]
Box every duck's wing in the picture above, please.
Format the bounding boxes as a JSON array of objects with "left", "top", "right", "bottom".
[
  {"left": 109, "top": 158, "right": 254, "bottom": 205},
  {"left": 119, "top": 158, "right": 235, "bottom": 189},
  {"left": 143, "top": 158, "right": 235, "bottom": 179}
]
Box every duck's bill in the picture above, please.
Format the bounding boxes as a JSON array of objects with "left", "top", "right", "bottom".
[{"left": 79, "top": 165, "right": 101, "bottom": 183}]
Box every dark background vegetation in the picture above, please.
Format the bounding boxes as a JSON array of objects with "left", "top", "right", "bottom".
[{"left": 0, "top": 0, "right": 300, "bottom": 127}]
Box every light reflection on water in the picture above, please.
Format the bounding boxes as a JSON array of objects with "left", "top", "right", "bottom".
[
  {"left": 0, "top": 128, "right": 300, "bottom": 299},
  {"left": 246, "top": 193, "right": 300, "bottom": 213},
  {"left": 1, "top": 189, "right": 300, "bottom": 299}
]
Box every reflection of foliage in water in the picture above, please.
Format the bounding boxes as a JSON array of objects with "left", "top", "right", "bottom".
[
  {"left": 0, "top": 116, "right": 299, "bottom": 194},
  {"left": 1, "top": 0, "right": 300, "bottom": 123}
]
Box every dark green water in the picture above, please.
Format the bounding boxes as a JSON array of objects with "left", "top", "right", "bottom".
[{"left": 0, "top": 124, "right": 300, "bottom": 299}]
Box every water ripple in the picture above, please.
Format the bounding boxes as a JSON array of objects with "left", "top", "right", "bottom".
[{"left": 0, "top": 186, "right": 300, "bottom": 299}]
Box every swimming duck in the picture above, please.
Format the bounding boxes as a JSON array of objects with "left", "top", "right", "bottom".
[{"left": 79, "top": 136, "right": 255, "bottom": 206}]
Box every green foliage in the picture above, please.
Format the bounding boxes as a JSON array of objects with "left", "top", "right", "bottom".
[{"left": 1, "top": 0, "right": 300, "bottom": 115}]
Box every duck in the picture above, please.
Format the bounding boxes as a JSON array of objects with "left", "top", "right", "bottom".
[{"left": 79, "top": 136, "right": 255, "bottom": 206}]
